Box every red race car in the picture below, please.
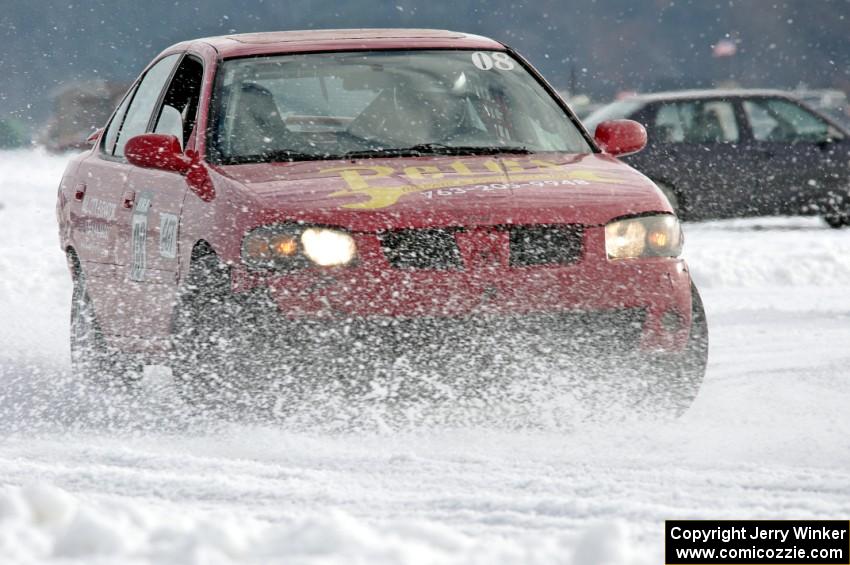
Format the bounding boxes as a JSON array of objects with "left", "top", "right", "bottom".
[{"left": 57, "top": 29, "right": 707, "bottom": 412}]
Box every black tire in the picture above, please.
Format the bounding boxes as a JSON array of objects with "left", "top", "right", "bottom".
[
  {"left": 646, "top": 282, "right": 709, "bottom": 415},
  {"left": 70, "top": 264, "right": 140, "bottom": 391},
  {"left": 823, "top": 214, "right": 848, "bottom": 229},
  {"left": 171, "top": 253, "right": 236, "bottom": 408},
  {"left": 170, "top": 252, "right": 294, "bottom": 415}
]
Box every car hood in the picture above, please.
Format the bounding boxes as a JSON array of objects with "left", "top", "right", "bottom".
[{"left": 215, "top": 153, "right": 670, "bottom": 231}]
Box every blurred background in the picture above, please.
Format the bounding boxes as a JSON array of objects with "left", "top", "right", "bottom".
[{"left": 1, "top": 0, "right": 848, "bottom": 151}]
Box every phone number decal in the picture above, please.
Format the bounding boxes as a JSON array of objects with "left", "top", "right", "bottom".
[{"left": 421, "top": 178, "right": 591, "bottom": 199}]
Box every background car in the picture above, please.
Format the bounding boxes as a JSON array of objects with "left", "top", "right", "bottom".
[{"left": 583, "top": 90, "right": 850, "bottom": 226}]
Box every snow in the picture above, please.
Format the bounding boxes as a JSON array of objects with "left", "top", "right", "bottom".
[{"left": 0, "top": 148, "right": 849, "bottom": 564}]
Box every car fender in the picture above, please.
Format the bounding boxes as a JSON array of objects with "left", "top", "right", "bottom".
[
  {"left": 176, "top": 173, "right": 246, "bottom": 288},
  {"left": 56, "top": 154, "right": 87, "bottom": 259}
]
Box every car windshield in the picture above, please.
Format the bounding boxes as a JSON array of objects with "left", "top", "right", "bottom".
[{"left": 208, "top": 50, "right": 592, "bottom": 164}]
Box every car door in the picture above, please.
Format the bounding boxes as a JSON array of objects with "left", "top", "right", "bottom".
[
  {"left": 628, "top": 98, "right": 747, "bottom": 220},
  {"left": 116, "top": 54, "right": 205, "bottom": 341},
  {"left": 740, "top": 96, "right": 850, "bottom": 216},
  {"left": 73, "top": 54, "right": 180, "bottom": 338},
  {"left": 71, "top": 86, "right": 136, "bottom": 270}
]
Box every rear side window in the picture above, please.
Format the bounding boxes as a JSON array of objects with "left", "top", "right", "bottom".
[
  {"left": 154, "top": 55, "right": 204, "bottom": 150},
  {"left": 102, "top": 85, "right": 137, "bottom": 155},
  {"left": 653, "top": 100, "right": 739, "bottom": 144},
  {"left": 743, "top": 98, "right": 831, "bottom": 143},
  {"left": 112, "top": 54, "right": 180, "bottom": 157}
]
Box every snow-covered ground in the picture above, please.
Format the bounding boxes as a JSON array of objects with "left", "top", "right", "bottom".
[{"left": 0, "top": 148, "right": 848, "bottom": 564}]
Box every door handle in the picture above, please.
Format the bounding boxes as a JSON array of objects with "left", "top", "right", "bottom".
[
  {"left": 122, "top": 190, "right": 136, "bottom": 209},
  {"left": 74, "top": 183, "right": 87, "bottom": 201}
]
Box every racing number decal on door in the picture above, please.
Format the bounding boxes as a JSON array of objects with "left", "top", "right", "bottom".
[
  {"left": 471, "top": 52, "right": 515, "bottom": 71},
  {"left": 159, "top": 213, "right": 178, "bottom": 259},
  {"left": 130, "top": 192, "right": 153, "bottom": 282}
]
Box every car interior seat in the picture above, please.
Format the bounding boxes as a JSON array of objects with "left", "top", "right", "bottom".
[
  {"left": 226, "top": 82, "right": 291, "bottom": 156},
  {"left": 348, "top": 86, "right": 468, "bottom": 146}
]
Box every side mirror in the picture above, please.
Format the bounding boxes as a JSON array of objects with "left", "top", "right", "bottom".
[
  {"left": 125, "top": 133, "right": 190, "bottom": 174},
  {"left": 594, "top": 119, "right": 647, "bottom": 157}
]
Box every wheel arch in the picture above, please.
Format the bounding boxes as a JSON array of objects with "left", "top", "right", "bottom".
[
  {"left": 191, "top": 239, "right": 217, "bottom": 260},
  {"left": 651, "top": 177, "right": 687, "bottom": 218},
  {"left": 178, "top": 238, "right": 229, "bottom": 285}
]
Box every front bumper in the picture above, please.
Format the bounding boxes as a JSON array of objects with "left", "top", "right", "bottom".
[
  {"left": 231, "top": 226, "right": 694, "bottom": 353},
  {"left": 264, "top": 308, "right": 648, "bottom": 357}
]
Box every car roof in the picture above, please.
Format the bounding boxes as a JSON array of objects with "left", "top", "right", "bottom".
[
  {"left": 626, "top": 88, "right": 798, "bottom": 103},
  {"left": 170, "top": 29, "right": 504, "bottom": 58}
]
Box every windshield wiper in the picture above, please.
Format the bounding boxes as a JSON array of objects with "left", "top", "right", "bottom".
[
  {"left": 222, "top": 144, "right": 533, "bottom": 165},
  {"left": 223, "top": 149, "right": 341, "bottom": 165},
  {"left": 342, "top": 143, "right": 531, "bottom": 159}
]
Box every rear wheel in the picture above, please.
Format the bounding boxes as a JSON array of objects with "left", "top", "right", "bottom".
[
  {"left": 823, "top": 214, "right": 848, "bottom": 229},
  {"left": 70, "top": 264, "right": 140, "bottom": 391}
]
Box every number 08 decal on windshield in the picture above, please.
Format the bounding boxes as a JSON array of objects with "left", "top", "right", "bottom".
[{"left": 471, "top": 51, "right": 515, "bottom": 71}]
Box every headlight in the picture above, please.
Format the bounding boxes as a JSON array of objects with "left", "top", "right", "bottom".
[
  {"left": 605, "top": 215, "right": 683, "bottom": 259},
  {"left": 242, "top": 225, "right": 356, "bottom": 269},
  {"left": 300, "top": 227, "right": 357, "bottom": 266}
]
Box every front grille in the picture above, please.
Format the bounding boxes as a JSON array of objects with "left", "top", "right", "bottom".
[
  {"left": 509, "top": 225, "right": 583, "bottom": 266},
  {"left": 380, "top": 228, "right": 463, "bottom": 270}
]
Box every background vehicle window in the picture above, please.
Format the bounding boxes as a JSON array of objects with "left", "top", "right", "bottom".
[
  {"left": 743, "top": 98, "right": 830, "bottom": 142},
  {"left": 102, "top": 85, "right": 138, "bottom": 155},
  {"left": 113, "top": 53, "right": 180, "bottom": 157},
  {"left": 653, "top": 103, "right": 692, "bottom": 142},
  {"left": 154, "top": 56, "right": 204, "bottom": 149},
  {"left": 653, "top": 100, "right": 739, "bottom": 143}
]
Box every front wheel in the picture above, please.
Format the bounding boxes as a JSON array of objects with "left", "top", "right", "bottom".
[
  {"left": 170, "top": 253, "right": 297, "bottom": 415},
  {"left": 643, "top": 282, "right": 709, "bottom": 416}
]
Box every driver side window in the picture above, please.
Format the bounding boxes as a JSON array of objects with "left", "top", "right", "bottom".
[
  {"left": 153, "top": 55, "right": 205, "bottom": 150},
  {"left": 113, "top": 54, "right": 180, "bottom": 158}
]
